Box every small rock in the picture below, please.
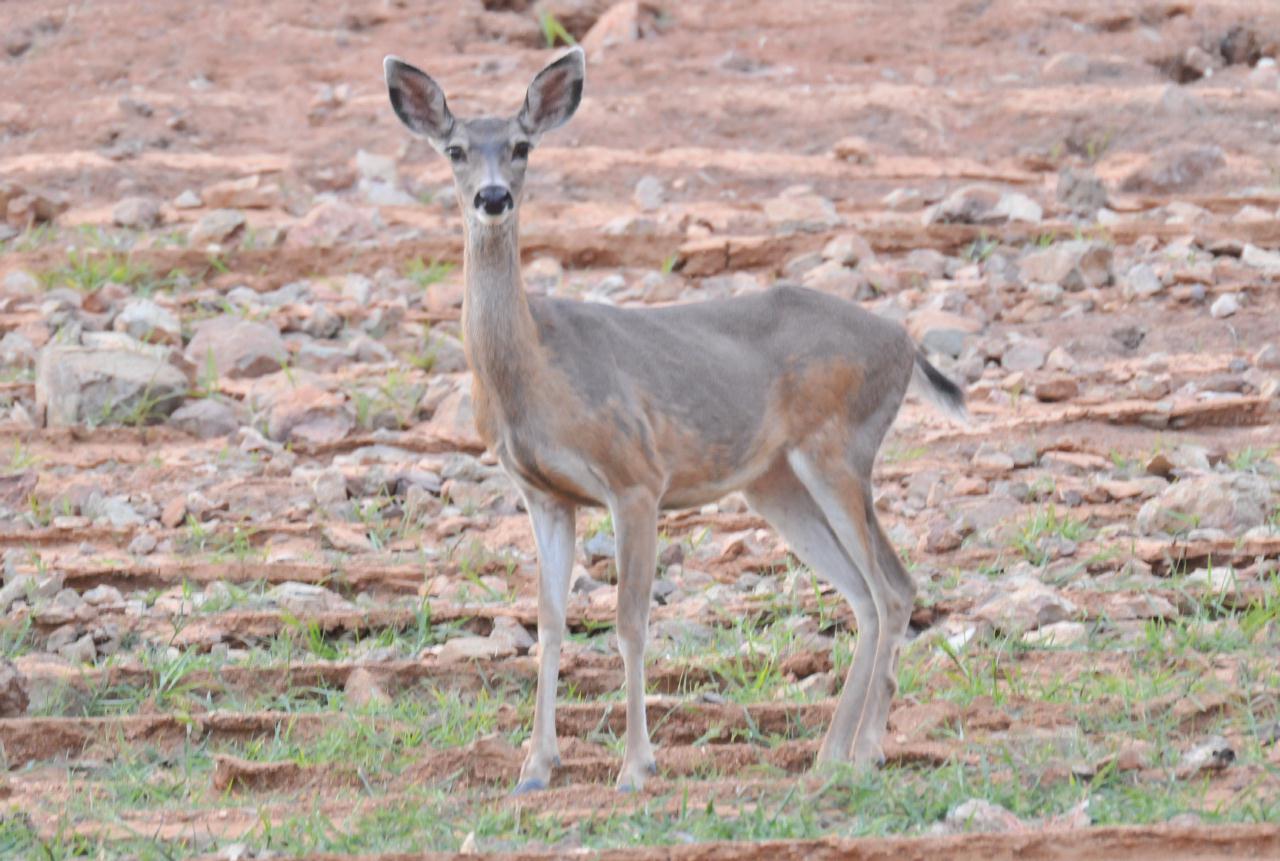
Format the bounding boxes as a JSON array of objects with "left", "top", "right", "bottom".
[
  {"left": 1210, "top": 293, "right": 1240, "bottom": 319},
  {"left": 161, "top": 497, "right": 188, "bottom": 529},
  {"left": 944, "top": 798, "right": 1024, "bottom": 833},
  {"left": 1137, "top": 474, "right": 1271, "bottom": 536},
  {"left": 975, "top": 577, "right": 1077, "bottom": 632},
  {"left": 344, "top": 667, "right": 391, "bottom": 709},
  {"left": 632, "top": 175, "right": 664, "bottom": 212},
  {"left": 1122, "top": 263, "right": 1163, "bottom": 300},
  {"left": 284, "top": 200, "right": 379, "bottom": 248},
  {"left": 1175, "top": 736, "right": 1234, "bottom": 779},
  {"left": 1002, "top": 341, "right": 1047, "bottom": 373},
  {"left": 60, "top": 633, "right": 97, "bottom": 664},
  {"left": 265, "top": 582, "right": 354, "bottom": 614},
  {"left": 127, "top": 532, "right": 158, "bottom": 556},
  {"left": 266, "top": 385, "right": 354, "bottom": 446},
  {"left": 1018, "top": 241, "right": 1112, "bottom": 291},
  {"left": 489, "top": 616, "right": 536, "bottom": 652},
  {"left": 112, "top": 196, "right": 162, "bottom": 229},
  {"left": 581, "top": 1, "right": 646, "bottom": 57},
  {"left": 1254, "top": 344, "right": 1280, "bottom": 371},
  {"left": 1022, "top": 620, "right": 1088, "bottom": 647},
  {"left": 929, "top": 184, "right": 1002, "bottom": 224},
  {"left": 173, "top": 189, "right": 203, "bottom": 209},
  {"left": 991, "top": 192, "right": 1042, "bottom": 224},
  {"left": 1041, "top": 52, "right": 1091, "bottom": 82},
  {"left": 113, "top": 298, "right": 181, "bottom": 345},
  {"left": 972, "top": 444, "right": 1016, "bottom": 472},
  {"left": 1120, "top": 145, "right": 1225, "bottom": 194},
  {"left": 0, "top": 657, "right": 29, "bottom": 716},
  {"left": 83, "top": 584, "right": 124, "bottom": 606},
  {"left": 1240, "top": 244, "right": 1280, "bottom": 273},
  {"left": 169, "top": 399, "right": 240, "bottom": 439},
  {"left": 185, "top": 316, "right": 287, "bottom": 379},
  {"left": 763, "top": 194, "right": 842, "bottom": 233},
  {"left": 1033, "top": 376, "right": 1078, "bottom": 402},
  {"left": 188, "top": 209, "right": 246, "bottom": 246},
  {"left": 1056, "top": 168, "right": 1108, "bottom": 216},
  {"left": 436, "top": 635, "right": 516, "bottom": 664},
  {"left": 201, "top": 175, "right": 282, "bottom": 210}
]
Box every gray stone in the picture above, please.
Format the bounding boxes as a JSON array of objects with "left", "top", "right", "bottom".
[
  {"left": 1137, "top": 474, "right": 1271, "bottom": 536},
  {"left": 1121, "top": 145, "right": 1225, "bottom": 194},
  {"left": 0, "top": 657, "right": 29, "bottom": 716},
  {"left": 113, "top": 298, "right": 181, "bottom": 345},
  {"left": 188, "top": 209, "right": 246, "bottom": 245},
  {"left": 1175, "top": 736, "right": 1234, "bottom": 779},
  {"left": 1210, "top": 293, "right": 1240, "bottom": 319},
  {"left": 265, "top": 582, "right": 354, "bottom": 614},
  {"left": 60, "top": 633, "right": 97, "bottom": 664},
  {"left": 930, "top": 184, "right": 1002, "bottom": 224},
  {"left": 975, "top": 577, "right": 1077, "bottom": 633},
  {"left": 173, "top": 189, "right": 203, "bottom": 209},
  {"left": 633, "top": 175, "right": 664, "bottom": 212},
  {"left": 36, "top": 344, "right": 187, "bottom": 427},
  {"left": 0, "top": 331, "right": 36, "bottom": 369},
  {"left": 1001, "top": 340, "right": 1047, "bottom": 372},
  {"left": 1123, "top": 263, "right": 1163, "bottom": 299},
  {"left": 991, "top": 192, "right": 1042, "bottom": 224},
  {"left": 112, "top": 196, "right": 162, "bottom": 229},
  {"left": 1241, "top": 243, "right": 1280, "bottom": 273},
  {"left": 185, "top": 316, "right": 286, "bottom": 379},
  {"left": 1018, "top": 241, "right": 1112, "bottom": 291},
  {"left": 1056, "top": 168, "right": 1108, "bottom": 216},
  {"left": 169, "top": 398, "right": 240, "bottom": 438}
]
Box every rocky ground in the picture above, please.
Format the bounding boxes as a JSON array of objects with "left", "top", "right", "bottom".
[{"left": 1, "top": 0, "right": 1280, "bottom": 858}]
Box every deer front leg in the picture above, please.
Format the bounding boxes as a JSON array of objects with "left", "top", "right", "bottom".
[
  {"left": 610, "top": 488, "right": 659, "bottom": 792},
  {"left": 514, "top": 491, "right": 576, "bottom": 795}
]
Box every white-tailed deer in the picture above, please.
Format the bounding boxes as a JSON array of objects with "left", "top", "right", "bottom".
[{"left": 384, "top": 47, "right": 966, "bottom": 793}]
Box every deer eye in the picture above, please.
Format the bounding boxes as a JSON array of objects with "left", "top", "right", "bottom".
[
  {"left": 445, "top": 145, "right": 465, "bottom": 163},
  {"left": 512, "top": 141, "right": 530, "bottom": 160}
]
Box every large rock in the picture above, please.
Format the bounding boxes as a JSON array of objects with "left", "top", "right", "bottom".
[
  {"left": 185, "top": 316, "right": 287, "bottom": 379},
  {"left": 1137, "top": 474, "right": 1272, "bottom": 536},
  {"left": 36, "top": 344, "right": 187, "bottom": 427},
  {"left": 1018, "top": 240, "right": 1112, "bottom": 291}
]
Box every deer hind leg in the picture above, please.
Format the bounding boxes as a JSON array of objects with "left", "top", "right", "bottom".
[
  {"left": 610, "top": 487, "right": 660, "bottom": 792},
  {"left": 785, "top": 444, "right": 910, "bottom": 767},
  {"left": 744, "top": 456, "right": 882, "bottom": 767},
  {"left": 514, "top": 490, "right": 576, "bottom": 795}
]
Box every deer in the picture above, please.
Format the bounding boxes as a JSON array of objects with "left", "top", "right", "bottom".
[{"left": 382, "top": 46, "right": 966, "bottom": 794}]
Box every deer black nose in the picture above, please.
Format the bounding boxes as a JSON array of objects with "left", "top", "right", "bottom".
[{"left": 474, "top": 185, "right": 513, "bottom": 215}]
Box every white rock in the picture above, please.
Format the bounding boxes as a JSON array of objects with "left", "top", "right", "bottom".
[{"left": 1210, "top": 293, "right": 1240, "bottom": 318}]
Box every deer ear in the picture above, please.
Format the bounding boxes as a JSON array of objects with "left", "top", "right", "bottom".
[
  {"left": 517, "top": 47, "right": 585, "bottom": 139},
  {"left": 384, "top": 55, "right": 455, "bottom": 144}
]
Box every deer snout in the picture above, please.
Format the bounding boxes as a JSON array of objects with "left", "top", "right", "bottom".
[{"left": 475, "top": 185, "right": 514, "bottom": 216}]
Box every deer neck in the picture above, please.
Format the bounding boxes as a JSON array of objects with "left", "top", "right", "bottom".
[{"left": 461, "top": 216, "right": 542, "bottom": 414}]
